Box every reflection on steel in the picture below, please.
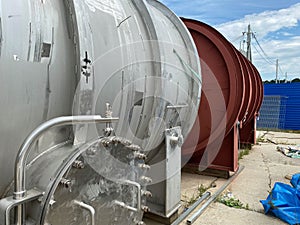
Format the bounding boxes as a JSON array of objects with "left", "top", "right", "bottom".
[
  {"left": 14, "top": 115, "right": 119, "bottom": 225},
  {"left": 74, "top": 200, "right": 95, "bottom": 225},
  {"left": 186, "top": 166, "right": 244, "bottom": 224},
  {"left": 0, "top": 0, "right": 201, "bottom": 223}
]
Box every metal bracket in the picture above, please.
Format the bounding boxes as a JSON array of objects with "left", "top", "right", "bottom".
[
  {"left": 0, "top": 189, "right": 43, "bottom": 225},
  {"left": 147, "top": 127, "right": 182, "bottom": 219}
]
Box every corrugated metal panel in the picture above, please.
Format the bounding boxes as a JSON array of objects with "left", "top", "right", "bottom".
[
  {"left": 261, "top": 83, "right": 300, "bottom": 130},
  {"left": 257, "top": 96, "right": 287, "bottom": 129}
]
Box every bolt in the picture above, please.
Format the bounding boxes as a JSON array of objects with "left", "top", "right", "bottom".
[
  {"left": 86, "top": 147, "right": 97, "bottom": 156},
  {"left": 133, "top": 219, "right": 146, "bottom": 225},
  {"left": 169, "top": 132, "right": 183, "bottom": 147},
  {"left": 138, "top": 164, "right": 150, "bottom": 170},
  {"left": 126, "top": 144, "right": 142, "bottom": 152},
  {"left": 134, "top": 152, "right": 147, "bottom": 160},
  {"left": 100, "top": 138, "right": 112, "bottom": 147},
  {"left": 111, "top": 136, "right": 121, "bottom": 144},
  {"left": 60, "top": 178, "right": 72, "bottom": 189},
  {"left": 142, "top": 190, "right": 153, "bottom": 198},
  {"left": 104, "top": 127, "right": 114, "bottom": 137},
  {"left": 141, "top": 205, "right": 150, "bottom": 213},
  {"left": 72, "top": 160, "right": 85, "bottom": 169},
  {"left": 136, "top": 222, "right": 145, "bottom": 225},
  {"left": 119, "top": 138, "right": 132, "bottom": 146},
  {"left": 140, "top": 176, "right": 152, "bottom": 184},
  {"left": 169, "top": 135, "right": 179, "bottom": 147},
  {"left": 49, "top": 198, "right": 56, "bottom": 208}
]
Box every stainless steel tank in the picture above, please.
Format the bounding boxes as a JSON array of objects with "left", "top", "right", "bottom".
[{"left": 0, "top": 0, "right": 201, "bottom": 224}]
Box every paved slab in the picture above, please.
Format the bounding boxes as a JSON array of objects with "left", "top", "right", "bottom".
[
  {"left": 193, "top": 202, "right": 284, "bottom": 225},
  {"left": 258, "top": 130, "right": 300, "bottom": 145}
]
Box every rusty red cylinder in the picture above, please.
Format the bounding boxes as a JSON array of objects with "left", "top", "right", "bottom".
[{"left": 181, "top": 18, "right": 263, "bottom": 171}]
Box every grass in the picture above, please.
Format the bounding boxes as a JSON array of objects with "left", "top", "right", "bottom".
[
  {"left": 217, "top": 194, "right": 249, "bottom": 210},
  {"left": 256, "top": 136, "right": 265, "bottom": 142},
  {"left": 238, "top": 148, "right": 250, "bottom": 160},
  {"left": 183, "top": 184, "right": 210, "bottom": 207},
  {"left": 198, "top": 184, "right": 209, "bottom": 196}
]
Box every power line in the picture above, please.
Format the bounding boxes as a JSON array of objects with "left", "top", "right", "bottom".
[
  {"left": 278, "top": 65, "right": 285, "bottom": 77},
  {"left": 230, "top": 34, "right": 244, "bottom": 44},
  {"left": 252, "top": 33, "right": 277, "bottom": 64},
  {"left": 252, "top": 43, "right": 275, "bottom": 65},
  {"left": 250, "top": 29, "right": 288, "bottom": 81},
  {"left": 241, "top": 26, "right": 294, "bottom": 80}
]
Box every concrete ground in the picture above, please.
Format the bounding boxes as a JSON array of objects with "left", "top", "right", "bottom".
[{"left": 145, "top": 131, "right": 300, "bottom": 225}]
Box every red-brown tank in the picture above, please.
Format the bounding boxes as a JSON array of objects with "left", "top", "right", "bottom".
[{"left": 182, "top": 18, "right": 264, "bottom": 172}]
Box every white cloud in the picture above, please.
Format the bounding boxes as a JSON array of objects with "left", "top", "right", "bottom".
[
  {"left": 215, "top": 3, "right": 300, "bottom": 80},
  {"left": 216, "top": 3, "right": 300, "bottom": 40},
  {"left": 252, "top": 37, "right": 300, "bottom": 80},
  {"left": 281, "top": 32, "right": 293, "bottom": 37}
]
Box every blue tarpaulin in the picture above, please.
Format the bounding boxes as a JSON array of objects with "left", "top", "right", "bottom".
[{"left": 260, "top": 174, "right": 300, "bottom": 225}]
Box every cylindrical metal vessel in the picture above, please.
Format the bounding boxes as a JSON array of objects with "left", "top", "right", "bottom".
[
  {"left": 181, "top": 18, "right": 263, "bottom": 165},
  {"left": 0, "top": 1, "right": 201, "bottom": 224}
]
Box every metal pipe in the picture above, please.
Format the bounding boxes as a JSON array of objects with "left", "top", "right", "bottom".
[
  {"left": 113, "top": 180, "right": 141, "bottom": 212},
  {"left": 187, "top": 166, "right": 245, "bottom": 224},
  {"left": 113, "top": 200, "right": 139, "bottom": 212},
  {"left": 121, "top": 180, "right": 141, "bottom": 212},
  {"left": 74, "top": 200, "right": 95, "bottom": 225},
  {"left": 171, "top": 192, "right": 211, "bottom": 225},
  {"left": 14, "top": 115, "right": 118, "bottom": 225}
]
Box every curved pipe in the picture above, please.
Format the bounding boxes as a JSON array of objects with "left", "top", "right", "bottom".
[
  {"left": 74, "top": 200, "right": 95, "bottom": 225},
  {"left": 14, "top": 115, "right": 118, "bottom": 225},
  {"left": 113, "top": 180, "right": 142, "bottom": 212}
]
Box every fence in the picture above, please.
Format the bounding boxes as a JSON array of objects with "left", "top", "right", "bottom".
[
  {"left": 257, "top": 95, "right": 287, "bottom": 130},
  {"left": 257, "top": 83, "right": 300, "bottom": 131}
]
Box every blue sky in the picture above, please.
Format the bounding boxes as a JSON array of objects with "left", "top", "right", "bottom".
[{"left": 161, "top": 0, "right": 300, "bottom": 81}]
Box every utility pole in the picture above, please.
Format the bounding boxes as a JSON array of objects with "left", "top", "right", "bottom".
[
  {"left": 275, "top": 59, "right": 279, "bottom": 83},
  {"left": 246, "top": 24, "right": 252, "bottom": 62},
  {"left": 285, "top": 72, "right": 287, "bottom": 83},
  {"left": 242, "top": 24, "right": 253, "bottom": 61}
]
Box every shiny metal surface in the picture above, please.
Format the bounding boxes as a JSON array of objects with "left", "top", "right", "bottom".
[
  {"left": 147, "top": 127, "right": 182, "bottom": 217},
  {"left": 14, "top": 116, "right": 119, "bottom": 198},
  {"left": 73, "top": 0, "right": 201, "bottom": 150},
  {"left": 0, "top": 0, "right": 201, "bottom": 224},
  {"left": 14, "top": 115, "right": 119, "bottom": 225},
  {"left": 42, "top": 137, "right": 148, "bottom": 225},
  {"left": 0, "top": 0, "right": 77, "bottom": 197}
]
